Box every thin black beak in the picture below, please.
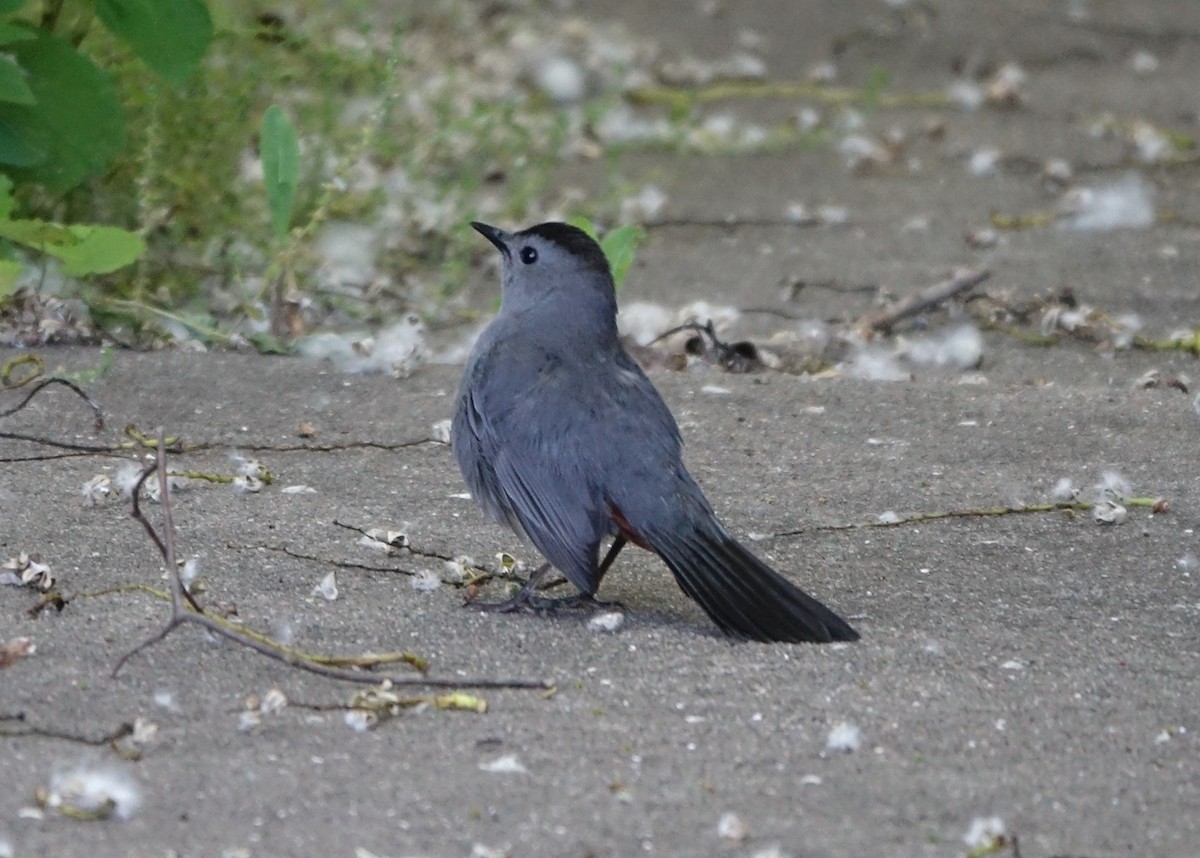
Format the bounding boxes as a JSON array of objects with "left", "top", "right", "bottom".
[{"left": 471, "top": 221, "right": 510, "bottom": 259}]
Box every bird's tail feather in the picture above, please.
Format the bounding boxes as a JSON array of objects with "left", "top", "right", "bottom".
[{"left": 651, "top": 526, "right": 858, "bottom": 643}]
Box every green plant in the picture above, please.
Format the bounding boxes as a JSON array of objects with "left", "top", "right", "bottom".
[
  {"left": 567, "top": 215, "right": 646, "bottom": 288},
  {"left": 0, "top": 175, "right": 143, "bottom": 296},
  {"left": 0, "top": 0, "right": 213, "bottom": 298},
  {"left": 257, "top": 104, "right": 301, "bottom": 345},
  {"left": 0, "top": 0, "right": 212, "bottom": 192},
  {"left": 261, "top": 105, "right": 300, "bottom": 242},
  {"left": 3, "top": 3, "right": 649, "bottom": 345}
]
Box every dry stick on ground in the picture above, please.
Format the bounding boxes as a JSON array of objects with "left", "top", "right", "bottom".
[
  {"left": 0, "top": 357, "right": 120, "bottom": 458},
  {"left": 111, "top": 428, "right": 551, "bottom": 691},
  {"left": 329, "top": 519, "right": 571, "bottom": 595},
  {"left": 0, "top": 378, "right": 103, "bottom": 428},
  {"left": 0, "top": 712, "right": 135, "bottom": 747},
  {"left": 639, "top": 270, "right": 990, "bottom": 371},
  {"left": 1, "top": 352, "right": 105, "bottom": 437},
  {"left": 1, "top": 354, "right": 103, "bottom": 428},
  {"left": 773, "top": 497, "right": 1165, "bottom": 538},
  {"left": 0, "top": 434, "right": 436, "bottom": 463},
  {"left": 855, "top": 268, "right": 991, "bottom": 335},
  {"left": 625, "top": 80, "right": 951, "bottom": 110}
]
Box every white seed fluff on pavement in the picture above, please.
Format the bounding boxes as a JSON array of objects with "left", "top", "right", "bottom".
[
  {"left": 825, "top": 722, "right": 862, "bottom": 753},
  {"left": 46, "top": 765, "right": 141, "bottom": 821},
  {"left": 478, "top": 754, "right": 527, "bottom": 775}
]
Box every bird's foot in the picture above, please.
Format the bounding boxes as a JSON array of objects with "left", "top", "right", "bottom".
[
  {"left": 464, "top": 561, "right": 625, "bottom": 615},
  {"left": 466, "top": 589, "right": 624, "bottom": 616},
  {"left": 548, "top": 593, "right": 627, "bottom": 613}
]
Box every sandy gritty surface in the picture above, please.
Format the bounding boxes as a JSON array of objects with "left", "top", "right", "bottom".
[{"left": 3, "top": 1, "right": 1199, "bottom": 857}]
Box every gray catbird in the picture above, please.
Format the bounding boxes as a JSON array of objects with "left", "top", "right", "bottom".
[{"left": 451, "top": 221, "right": 858, "bottom": 643}]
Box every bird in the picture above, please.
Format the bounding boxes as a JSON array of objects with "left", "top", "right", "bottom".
[{"left": 450, "top": 221, "right": 858, "bottom": 643}]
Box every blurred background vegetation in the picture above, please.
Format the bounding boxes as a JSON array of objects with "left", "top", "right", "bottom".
[{"left": 1, "top": 0, "right": 655, "bottom": 349}]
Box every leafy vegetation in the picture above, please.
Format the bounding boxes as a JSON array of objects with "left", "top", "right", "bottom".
[
  {"left": 0, "top": 1, "right": 659, "bottom": 346},
  {"left": 0, "top": 0, "right": 213, "bottom": 302},
  {"left": 3, "top": 2, "right": 907, "bottom": 349},
  {"left": 567, "top": 216, "right": 646, "bottom": 289}
]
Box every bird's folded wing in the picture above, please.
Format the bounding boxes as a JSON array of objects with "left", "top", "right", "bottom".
[{"left": 463, "top": 386, "right": 609, "bottom": 593}]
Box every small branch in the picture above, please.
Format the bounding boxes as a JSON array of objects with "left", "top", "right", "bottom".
[
  {"left": 626, "top": 80, "right": 950, "bottom": 111},
  {"left": 112, "top": 429, "right": 551, "bottom": 691},
  {"left": 774, "top": 497, "right": 1163, "bottom": 538},
  {"left": 1133, "top": 329, "right": 1200, "bottom": 356},
  {"left": 228, "top": 541, "right": 426, "bottom": 578},
  {"left": 217, "top": 438, "right": 436, "bottom": 453},
  {"left": 0, "top": 432, "right": 117, "bottom": 454},
  {"left": 992, "top": 208, "right": 1198, "bottom": 231},
  {"left": 1, "top": 712, "right": 135, "bottom": 747},
  {"left": 855, "top": 268, "right": 991, "bottom": 335},
  {"left": 0, "top": 360, "right": 105, "bottom": 429},
  {"left": 71, "top": 583, "right": 170, "bottom": 600},
  {"left": 101, "top": 298, "right": 233, "bottom": 345},
  {"left": 0, "top": 451, "right": 117, "bottom": 463},
  {"left": 645, "top": 319, "right": 764, "bottom": 372},
  {"left": 332, "top": 519, "right": 455, "bottom": 562},
  {"left": 1, "top": 417, "right": 434, "bottom": 460}
]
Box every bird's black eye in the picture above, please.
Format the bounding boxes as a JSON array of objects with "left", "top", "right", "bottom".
[{"left": 519, "top": 246, "right": 538, "bottom": 265}]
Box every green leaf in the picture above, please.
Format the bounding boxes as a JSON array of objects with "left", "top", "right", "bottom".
[
  {"left": 564, "top": 216, "right": 645, "bottom": 288},
  {"left": 0, "top": 29, "right": 125, "bottom": 192},
  {"left": 55, "top": 225, "right": 146, "bottom": 275},
  {"left": 600, "top": 224, "right": 645, "bottom": 288},
  {"left": 0, "top": 218, "right": 145, "bottom": 275},
  {"left": 0, "top": 257, "right": 21, "bottom": 299},
  {"left": 0, "top": 22, "right": 37, "bottom": 45},
  {"left": 245, "top": 332, "right": 294, "bottom": 355},
  {"left": 0, "top": 217, "right": 73, "bottom": 246},
  {"left": 260, "top": 105, "right": 299, "bottom": 239},
  {"left": 0, "top": 117, "right": 44, "bottom": 167},
  {"left": 861, "top": 67, "right": 890, "bottom": 111},
  {"left": 0, "top": 54, "right": 34, "bottom": 105},
  {"left": 0, "top": 174, "right": 14, "bottom": 219},
  {"left": 566, "top": 214, "right": 599, "bottom": 241},
  {"left": 94, "top": 0, "right": 213, "bottom": 85}
]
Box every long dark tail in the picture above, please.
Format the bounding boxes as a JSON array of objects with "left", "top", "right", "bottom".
[{"left": 650, "top": 524, "right": 858, "bottom": 643}]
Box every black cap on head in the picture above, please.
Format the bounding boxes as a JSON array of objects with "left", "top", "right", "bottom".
[{"left": 520, "top": 222, "right": 611, "bottom": 276}]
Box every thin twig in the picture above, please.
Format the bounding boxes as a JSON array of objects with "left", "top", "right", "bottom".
[
  {"left": 0, "top": 377, "right": 104, "bottom": 429},
  {"left": 855, "top": 268, "right": 991, "bottom": 334},
  {"left": 229, "top": 541, "right": 423, "bottom": 576},
  {"left": 0, "top": 713, "right": 135, "bottom": 747},
  {"left": 626, "top": 80, "right": 951, "bottom": 110},
  {"left": 1, "top": 352, "right": 103, "bottom": 429},
  {"left": 112, "top": 428, "right": 551, "bottom": 691},
  {"left": 0, "top": 431, "right": 117, "bottom": 453},
  {"left": 646, "top": 319, "right": 763, "bottom": 372},
  {"left": 646, "top": 320, "right": 712, "bottom": 347},
  {"left": 0, "top": 432, "right": 434, "bottom": 462},
  {"left": 127, "top": 462, "right": 167, "bottom": 572},
  {"left": 773, "top": 497, "right": 1162, "bottom": 538},
  {"left": 325, "top": 520, "right": 560, "bottom": 593},
  {"left": 0, "top": 451, "right": 116, "bottom": 463},
  {"left": 332, "top": 519, "right": 455, "bottom": 562}
]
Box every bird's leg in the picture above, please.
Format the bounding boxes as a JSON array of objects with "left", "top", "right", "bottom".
[
  {"left": 544, "top": 535, "right": 629, "bottom": 612},
  {"left": 595, "top": 535, "right": 626, "bottom": 587}
]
